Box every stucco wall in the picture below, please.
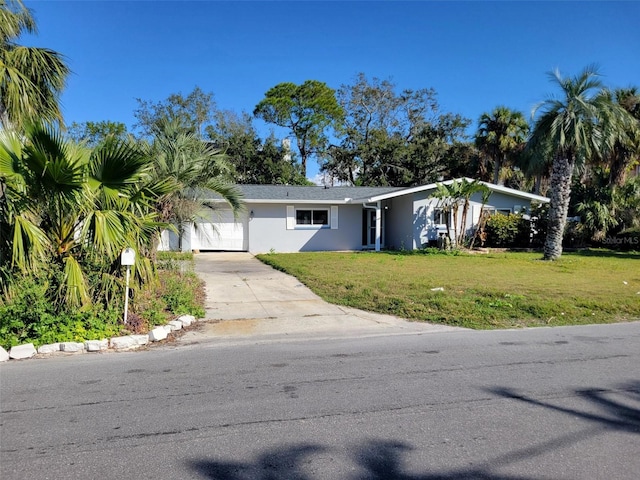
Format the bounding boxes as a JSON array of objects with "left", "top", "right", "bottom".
[
  {"left": 384, "top": 195, "right": 415, "bottom": 250},
  {"left": 411, "top": 190, "right": 538, "bottom": 247},
  {"left": 247, "top": 203, "right": 364, "bottom": 254},
  {"left": 478, "top": 191, "right": 533, "bottom": 213}
]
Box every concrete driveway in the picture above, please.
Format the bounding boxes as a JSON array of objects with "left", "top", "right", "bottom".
[{"left": 177, "top": 252, "right": 464, "bottom": 345}]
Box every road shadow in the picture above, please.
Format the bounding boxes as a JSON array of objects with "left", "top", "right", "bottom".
[
  {"left": 190, "top": 444, "right": 323, "bottom": 480},
  {"left": 486, "top": 380, "right": 640, "bottom": 435},
  {"left": 188, "top": 381, "right": 640, "bottom": 479},
  {"left": 188, "top": 438, "right": 541, "bottom": 480}
]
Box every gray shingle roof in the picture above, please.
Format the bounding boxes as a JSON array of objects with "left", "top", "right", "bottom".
[
  {"left": 234, "top": 184, "right": 405, "bottom": 203},
  {"left": 199, "top": 180, "right": 549, "bottom": 204}
]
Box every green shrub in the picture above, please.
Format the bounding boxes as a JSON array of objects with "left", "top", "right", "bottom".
[
  {"left": 0, "top": 274, "right": 122, "bottom": 349},
  {"left": 598, "top": 228, "right": 640, "bottom": 251},
  {"left": 563, "top": 220, "right": 589, "bottom": 248},
  {"left": 0, "top": 256, "right": 206, "bottom": 349},
  {"left": 484, "top": 214, "right": 531, "bottom": 247},
  {"left": 157, "top": 270, "right": 205, "bottom": 318},
  {"left": 418, "top": 247, "right": 463, "bottom": 256}
]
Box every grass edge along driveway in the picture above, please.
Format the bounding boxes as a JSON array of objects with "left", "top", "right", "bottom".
[{"left": 257, "top": 250, "right": 640, "bottom": 329}]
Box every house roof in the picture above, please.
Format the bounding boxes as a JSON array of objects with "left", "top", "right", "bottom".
[
  {"left": 223, "top": 184, "right": 406, "bottom": 204},
  {"left": 203, "top": 179, "right": 549, "bottom": 205}
]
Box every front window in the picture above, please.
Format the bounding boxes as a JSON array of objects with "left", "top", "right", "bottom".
[
  {"left": 433, "top": 208, "right": 448, "bottom": 224},
  {"left": 296, "top": 209, "right": 329, "bottom": 226}
]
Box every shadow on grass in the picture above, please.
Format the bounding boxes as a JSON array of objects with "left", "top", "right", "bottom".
[
  {"left": 486, "top": 380, "right": 640, "bottom": 435},
  {"left": 565, "top": 249, "right": 640, "bottom": 260}
]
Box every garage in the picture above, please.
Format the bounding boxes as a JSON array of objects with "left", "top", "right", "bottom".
[
  {"left": 158, "top": 209, "right": 248, "bottom": 252},
  {"left": 192, "top": 209, "right": 248, "bottom": 251}
]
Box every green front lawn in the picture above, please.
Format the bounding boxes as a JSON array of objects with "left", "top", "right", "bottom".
[{"left": 257, "top": 250, "right": 640, "bottom": 329}]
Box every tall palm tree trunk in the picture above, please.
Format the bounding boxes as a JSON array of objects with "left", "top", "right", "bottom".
[
  {"left": 608, "top": 148, "right": 629, "bottom": 188},
  {"left": 543, "top": 154, "right": 575, "bottom": 260},
  {"left": 492, "top": 158, "right": 500, "bottom": 185}
]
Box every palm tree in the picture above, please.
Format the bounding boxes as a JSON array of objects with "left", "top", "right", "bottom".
[
  {"left": 475, "top": 107, "right": 529, "bottom": 185},
  {"left": 458, "top": 180, "right": 491, "bottom": 246},
  {"left": 469, "top": 187, "right": 493, "bottom": 249},
  {"left": 148, "top": 117, "right": 243, "bottom": 250},
  {"left": 431, "top": 179, "right": 489, "bottom": 246},
  {"left": 0, "top": 0, "right": 70, "bottom": 130},
  {"left": 606, "top": 88, "right": 640, "bottom": 188},
  {"left": 529, "top": 66, "right": 632, "bottom": 260},
  {"left": 0, "top": 124, "right": 165, "bottom": 308}
]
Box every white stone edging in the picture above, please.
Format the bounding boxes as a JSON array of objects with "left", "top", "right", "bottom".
[{"left": 0, "top": 315, "right": 201, "bottom": 363}]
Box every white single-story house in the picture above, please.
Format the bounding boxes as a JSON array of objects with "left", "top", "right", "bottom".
[{"left": 158, "top": 178, "right": 549, "bottom": 254}]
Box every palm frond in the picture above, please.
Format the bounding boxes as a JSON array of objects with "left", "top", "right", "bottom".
[
  {"left": 10, "top": 214, "right": 49, "bottom": 270},
  {"left": 61, "top": 255, "right": 90, "bottom": 309},
  {"left": 0, "top": 44, "right": 69, "bottom": 129}
]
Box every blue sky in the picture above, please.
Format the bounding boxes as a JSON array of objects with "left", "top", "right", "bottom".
[{"left": 23, "top": 1, "right": 640, "bottom": 181}]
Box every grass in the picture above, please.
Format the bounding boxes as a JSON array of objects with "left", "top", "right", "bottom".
[{"left": 256, "top": 249, "right": 640, "bottom": 329}]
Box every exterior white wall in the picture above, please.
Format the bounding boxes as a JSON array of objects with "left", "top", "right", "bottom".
[
  {"left": 477, "top": 191, "right": 532, "bottom": 214},
  {"left": 411, "top": 190, "right": 539, "bottom": 247},
  {"left": 158, "top": 189, "right": 543, "bottom": 253},
  {"left": 158, "top": 229, "right": 180, "bottom": 251},
  {"left": 383, "top": 195, "right": 415, "bottom": 250},
  {"left": 412, "top": 192, "right": 445, "bottom": 247},
  {"left": 247, "top": 203, "right": 363, "bottom": 254}
]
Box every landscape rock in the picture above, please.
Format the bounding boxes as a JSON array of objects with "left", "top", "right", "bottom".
[
  {"left": 162, "top": 325, "right": 174, "bottom": 333},
  {"left": 168, "top": 320, "right": 183, "bottom": 331},
  {"left": 130, "top": 334, "right": 149, "bottom": 346},
  {"left": 37, "top": 343, "right": 61, "bottom": 354},
  {"left": 85, "top": 339, "right": 109, "bottom": 352},
  {"left": 178, "top": 315, "right": 195, "bottom": 326},
  {"left": 0, "top": 347, "right": 9, "bottom": 362},
  {"left": 110, "top": 336, "right": 138, "bottom": 350},
  {"left": 9, "top": 343, "right": 36, "bottom": 360},
  {"left": 149, "top": 327, "right": 168, "bottom": 342},
  {"left": 60, "top": 342, "right": 85, "bottom": 353}
]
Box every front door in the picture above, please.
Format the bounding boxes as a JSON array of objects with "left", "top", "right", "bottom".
[{"left": 362, "top": 209, "right": 377, "bottom": 249}]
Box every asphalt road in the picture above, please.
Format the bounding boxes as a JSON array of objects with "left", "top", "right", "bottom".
[{"left": 1, "top": 322, "right": 639, "bottom": 480}]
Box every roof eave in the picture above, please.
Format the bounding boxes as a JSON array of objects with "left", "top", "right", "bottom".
[
  {"left": 204, "top": 198, "right": 353, "bottom": 205},
  {"left": 365, "top": 178, "right": 550, "bottom": 203}
]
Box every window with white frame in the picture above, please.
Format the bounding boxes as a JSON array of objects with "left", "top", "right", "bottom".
[
  {"left": 296, "top": 209, "right": 329, "bottom": 226},
  {"left": 433, "top": 208, "right": 448, "bottom": 224},
  {"left": 286, "top": 206, "right": 338, "bottom": 230},
  {"left": 482, "top": 207, "right": 513, "bottom": 217}
]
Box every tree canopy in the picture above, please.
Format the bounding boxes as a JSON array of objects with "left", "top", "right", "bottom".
[
  {"left": 475, "top": 106, "right": 529, "bottom": 185},
  {"left": 323, "top": 73, "right": 470, "bottom": 186},
  {"left": 134, "top": 86, "right": 215, "bottom": 138},
  {"left": 254, "top": 80, "right": 343, "bottom": 178},
  {"left": 206, "top": 110, "right": 308, "bottom": 185},
  {"left": 0, "top": 0, "right": 70, "bottom": 130},
  {"left": 67, "top": 120, "right": 129, "bottom": 147}
]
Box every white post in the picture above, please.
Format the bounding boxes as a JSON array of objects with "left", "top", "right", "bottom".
[
  {"left": 375, "top": 201, "right": 382, "bottom": 252},
  {"left": 124, "top": 265, "right": 131, "bottom": 324},
  {"left": 120, "top": 247, "right": 136, "bottom": 325}
]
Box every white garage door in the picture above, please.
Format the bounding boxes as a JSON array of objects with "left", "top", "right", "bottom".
[{"left": 193, "top": 209, "right": 247, "bottom": 251}]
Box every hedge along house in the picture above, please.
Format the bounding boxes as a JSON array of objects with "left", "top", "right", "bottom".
[{"left": 158, "top": 179, "right": 549, "bottom": 254}]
